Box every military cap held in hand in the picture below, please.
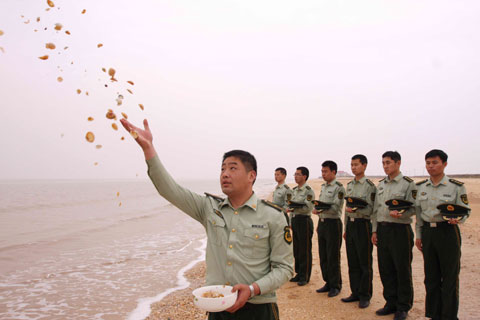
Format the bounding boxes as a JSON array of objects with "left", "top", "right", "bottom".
[
  {"left": 345, "top": 196, "right": 368, "bottom": 212},
  {"left": 287, "top": 200, "right": 306, "bottom": 209},
  {"left": 437, "top": 203, "right": 470, "bottom": 220},
  {"left": 312, "top": 200, "right": 332, "bottom": 211},
  {"left": 385, "top": 199, "right": 414, "bottom": 214}
]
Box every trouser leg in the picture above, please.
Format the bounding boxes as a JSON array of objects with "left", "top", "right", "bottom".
[
  {"left": 325, "top": 219, "right": 342, "bottom": 289},
  {"left": 377, "top": 224, "right": 398, "bottom": 308},
  {"left": 390, "top": 224, "right": 414, "bottom": 312},
  {"left": 209, "top": 303, "right": 280, "bottom": 320},
  {"left": 355, "top": 220, "right": 373, "bottom": 301}
]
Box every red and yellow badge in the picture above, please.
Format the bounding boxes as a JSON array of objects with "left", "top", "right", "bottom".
[
  {"left": 392, "top": 200, "right": 399, "bottom": 206},
  {"left": 347, "top": 197, "right": 353, "bottom": 203},
  {"left": 447, "top": 205, "right": 455, "bottom": 212},
  {"left": 284, "top": 226, "right": 292, "bottom": 244}
]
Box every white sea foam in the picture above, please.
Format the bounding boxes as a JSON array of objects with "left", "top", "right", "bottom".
[{"left": 127, "top": 237, "right": 207, "bottom": 320}]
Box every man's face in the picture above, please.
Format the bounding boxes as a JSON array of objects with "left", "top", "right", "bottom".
[
  {"left": 220, "top": 156, "right": 256, "bottom": 196},
  {"left": 321, "top": 166, "right": 336, "bottom": 183},
  {"left": 274, "top": 170, "right": 286, "bottom": 183},
  {"left": 382, "top": 157, "right": 401, "bottom": 176},
  {"left": 351, "top": 159, "right": 367, "bottom": 176},
  {"left": 425, "top": 156, "right": 447, "bottom": 177},
  {"left": 294, "top": 170, "right": 306, "bottom": 185}
]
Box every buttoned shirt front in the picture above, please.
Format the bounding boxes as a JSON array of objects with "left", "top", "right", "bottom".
[
  {"left": 147, "top": 155, "right": 294, "bottom": 304},
  {"left": 291, "top": 184, "right": 315, "bottom": 216},
  {"left": 317, "top": 179, "right": 345, "bottom": 219},
  {"left": 272, "top": 183, "right": 293, "bottom": 211},
  {"left": 344, "top": 177, "right": 377, "bottom": 229},
  {"left": 415, "top": 175, "right": 470, "bottom": 239},
  {"left": 372, "top": 172, "right": 417, "bottom": 232}
]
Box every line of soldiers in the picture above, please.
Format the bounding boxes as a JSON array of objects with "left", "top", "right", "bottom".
[{"left": 271, "top": 149, "right": 470, "bottom": 320}]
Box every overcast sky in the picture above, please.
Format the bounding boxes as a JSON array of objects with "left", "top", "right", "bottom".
[{"left": 1, "top": 0, "right": 479, "bottom": 181}]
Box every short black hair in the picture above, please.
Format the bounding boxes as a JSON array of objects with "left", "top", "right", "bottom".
[
  {"left": 275, "top": 167, "right": 287, "bottom": 176},
  {"left": 296, "top": 166, "right": 309, "bottom": 181},
  {"left": 222, "top": 150, "right": 257, "bottom": 174},
  {"left": 352, "top": 154, "right": 368, "bottom": 165},
  {"left": 382, "top": 151, "right": 401, "bottom": 162},
  {"left": 425, "top": 149, "right": 448, "bottom": 163},
  {"left": 322, "top": 160, "right": 337, "bottom": 174}
]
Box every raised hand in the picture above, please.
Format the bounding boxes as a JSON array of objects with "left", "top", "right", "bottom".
[{"left": 120, "top": 118, "right": 156, "bottom": 160}]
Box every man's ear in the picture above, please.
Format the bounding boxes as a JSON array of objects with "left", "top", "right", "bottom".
[{"left": 248, "top": 170, "right": 257, "bottom": 183}]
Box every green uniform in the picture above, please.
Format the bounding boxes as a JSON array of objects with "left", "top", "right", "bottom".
[
  {"left": 290, "top": 184, "right": 315, "bottom": 283},
  {"left": 272, "top": 183, "right": 293, "bottom": 211},
  {"left": 317, "top": 179, "right": 345, "bottom": 290},
  {"left": 344, "top": 177, "right": 376, "bottom": 301},
  {"left": 415, "top": 175, "right": 470, "bottom": 320},
  {"left": 146, "top": 155, "right": 294, "bottom": 309},
  {"left": 372, "top": 173, "right": 416, "bottom": 312}
]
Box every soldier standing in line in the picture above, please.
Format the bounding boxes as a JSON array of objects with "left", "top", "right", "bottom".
[
  {"left": 272, "top": 167, "right": 293, "bottom": 222},
  {"left": 120, "top": 119, "right": 294, "bottom": 320},
  {"left": 371, "top": 151, "right": 417, "bottom": 320},
  {"left": 341, "top": 154, "right": 376, "bottom": 308},
  {"left": 286, "top": 167, "right": 315, "bottom": 287},
  {"left": 415, "top": 149, "right": 470, "bottom": 320},
  {"left": 314, "top": 161, "right": 345, "bottom": 298}
]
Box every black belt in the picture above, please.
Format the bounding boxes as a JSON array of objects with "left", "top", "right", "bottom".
[
  {"left": 347, "top": 217, "right": 369, "bottom": 222},
  {"left": 319, "top": 217, "right": 340, "bottom": 222},
  {"left": 422, "top": 220, "right": 451, "bottom": 228},
  {"left": 378, "top": 222, "right": 408, "bottom": 227},
  {"left": 292, "top": 214, "right": 310, "bottom": 218}
]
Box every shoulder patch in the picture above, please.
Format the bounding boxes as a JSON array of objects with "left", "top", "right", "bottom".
[
  {"left": 379, "top": 177, "right": 386, "bottom": 182},
  {"left": 347, "top": 180, "right": 354, "bottom": 185},
  {"left": 403, "top": 176, "right": 413, "bottom": 182},
  {"left": 284, "top": 184, "right": 290, "bottom": 189},
  {"left": 284, "top": 226, "right": 292, "bottom": 245},
  {"left": 293, "top": 186, "right": 298, "bottom": 190},
  {"left": 449, "top": 179, "right": 464, "bottom": 186},
  {"left": 205, "top": 192, "right": 224, "bottom": 202},
  {"left": 366, "top": 179, "right": 374, "bottom": 186},
  {"left": 261, "top": 200, "right": 283, "bottom": 212},
  {"left": 336, "top": 181, "right": 343, "bottom": 187},
  {"left": 416, "top": 179, "right": 428, "bottom": 186},
  {"left": 305, "top": 185, "right": 311, "bottom": 190}
]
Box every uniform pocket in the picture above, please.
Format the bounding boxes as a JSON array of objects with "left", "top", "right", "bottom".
[
  {"left": 418, "top": 195, "right": 428, "bottom": 211},
  {"left": 243, "top": 228, "right": 270, "bottom": 258},
  {"left": 208, "top": 218, "right": 226, "bottom": 246}
]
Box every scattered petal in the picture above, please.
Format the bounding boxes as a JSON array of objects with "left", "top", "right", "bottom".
[
  {"left": 64, "top": 46, "right": 68, "bottom": 50},
  {"left": 76, "top": 89, "right": 81, "bottom": 94},
  {"left": 116, "top": 192, "right": 120, "bottom": 197},
  {"left": 95, "top": 145, "right": 102, "bottom": 149},
  {"left": 0, "top": 30, "right": 4, "bottom": 36},
  {"left": 0, "top": 47, "right": 5, "bottom": 53},
  {"left": 85, "top": 131, "right": 95, "bottom": 143},
  {"left": 102, "top": 68, "right": 106, "bottom": 72},
  {"left": 112, "top": 123, "right": 118, "bottom": 131},
  {"left": 65, "top": 30, "right": 71, "bottom": 35},
  {"left": 127, "top": 89, "right": 133, "bottom": 94},
  {"left": 119, "top": 202, "right": 122, "bottom": 207},
  {"left": 85, "top": 91, "right": 89, "bottom": 96},
  {"left": 108, "top": 68, "right": 115, "bottom": 77},
  {"left": 24, "top": 20, "right": 30, "bottom": 24},
  {"left": 45, "top": 8, "right": 50, "bottom": 11},
  {"left": 97, "top": 43, "right": 103, "bottom": 48},
  {"left": 121, "top": 112, "right": 128, "bottom": 119},
  {"left": 38, "top": 55, "right": 49, "bottom": 60},
  {"left": 94, "top": 162, "right": 98, "bottom": 166},
  {"left": 45, "top": 42, "right": 56, "bottom": 49},
  {"left": 127, "top": 81, "right": 134, "bottom": 85},
  {"left": 120, "top": 136, "right": 125, "bottom": 140},
  {"left": 47, "top": 0, "right": 55, "bottom": 8},
  {"left": 87, "top": 117, "right": 94, "bottom": 121},
  {"left": 130, "top": 130, "right": 138, "bottom": 139},
  {"left": 106, "top": 110, "right": 116, "bottom": 119},
  {"left": 57, "top": 76, "right": 63, "bottom": 82},
  {"left": 138, "top": 103, "right": 144, "bottom": 111},
  {"left": 81, "top": 9, "right": 86, "bottom": 14},
  {"left": 37, "top": 17, "right": 40, "bottom": 22},
  {"left": 54, "top": 23, "right": 62, "bottom": 31}
]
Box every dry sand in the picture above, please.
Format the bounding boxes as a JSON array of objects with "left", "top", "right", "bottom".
[{"left": 147, "top": 178, "right": 480, "bottom": 320}]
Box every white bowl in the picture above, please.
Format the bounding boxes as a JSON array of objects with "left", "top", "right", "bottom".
[{"left": 192, "top": 285, "right": 238, "bottom": 312}]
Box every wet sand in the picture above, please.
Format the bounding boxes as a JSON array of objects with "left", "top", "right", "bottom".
[{"left": 146, "top": 178, "right": 480, "bottom": 320}]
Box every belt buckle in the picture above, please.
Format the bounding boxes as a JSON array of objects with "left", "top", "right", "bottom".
[
  {"left": 349, "top": 217, "right": 354, "bottom": 222},
  {"left": 321, "top": 218, "right": 324, "bottom": 222},
  {"left": 430, "top": 222, "right": 437, "bottom": 228}
]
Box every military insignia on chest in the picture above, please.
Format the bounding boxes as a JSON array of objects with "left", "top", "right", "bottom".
[
  {"left": 421, "top": 192, "right": 427, "bottom": 196},
  {"left": 251, "top": 224, "right": 265, "bottom": 229},
  {"left": 284, "top": 226, "right": 292, "bottom": 244},
  {"left": 461, "top": 194, "right": 469, "bottom": 205}
]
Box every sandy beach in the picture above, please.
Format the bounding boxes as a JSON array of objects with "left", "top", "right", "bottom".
[{"left": 146, "top": 177, "right": 480, "bottom": 320}]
